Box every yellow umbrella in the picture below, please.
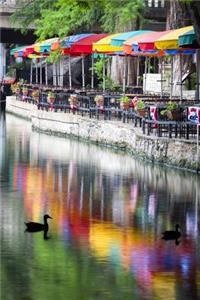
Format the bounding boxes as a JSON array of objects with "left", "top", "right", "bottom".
[
  {"left": 34, "top": 38, "right": 59, "bottom": 54},
  {"left": 92, "top": 33, "right": 123, "bottom": 52},
  {"left": 155, "top": 25, "right": 193, "bottom": 50}
]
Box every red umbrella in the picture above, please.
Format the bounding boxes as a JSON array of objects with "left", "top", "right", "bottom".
[
  {"left": 138, "top": 31, "right": 171, "bottom": 51},
  {"left": 61, "top": 33, "right": 109, "bottom": 89}
]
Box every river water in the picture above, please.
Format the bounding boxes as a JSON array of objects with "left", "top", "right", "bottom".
[{"left": 1, "top": 113, "right": 200, "bottom": 300}]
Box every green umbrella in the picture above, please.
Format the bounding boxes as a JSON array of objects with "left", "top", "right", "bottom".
[{"left": 178, "top": 29, "right": 199, "bottom": 48}]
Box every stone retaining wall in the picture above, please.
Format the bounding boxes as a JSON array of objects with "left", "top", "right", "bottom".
[{"left": 6, "top": 96, "right": 200, "bottom": 172}]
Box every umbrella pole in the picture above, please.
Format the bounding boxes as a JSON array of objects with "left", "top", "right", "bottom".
[
  {"left": 144, "top": 57, "right": 147, "bottom": 94},
  {"left": 170, "top": 56, "right": 173, "bottom": 99},
  {"left": 36, "top": 59, "right": 38, "bottom": 84},
  {"left": 160, "top": 57, "right": 163, "bottom": 98},
  {"left": 180, "top": 54, "right": 183, "bottom": 103},
  {"left": 30, "top": 60, "right": 33, "bottom": 84},
  {"left": 136, "top": 56, "right": 140, "bottom": 86},
  {"left": 45, "top": 62, "right": 48, "bottom": 86},
  {"left": 123, "top": 55, "right": 127, "bottom": 94},
  {"left": 103, "top": 57, "right": 106, "bottom": 92},
  {"left": 40, "top": 58, "right": 42, "bottom": 85},
  {"left": 82, "top": 54, "right": 85, "bottom": 90},
  {"left": 53, "top": 63, "right": 56, "bottom": 86},
  {"left": 196, "top": 49, "right": 200, "bottom": 101},
  {"left": 91, "top": 54, "right": 94, "bottom": 90},
  {"left": 68, "top": 55, "right": 72, "bottom": 90}
]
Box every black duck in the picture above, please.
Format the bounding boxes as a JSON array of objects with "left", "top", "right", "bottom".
[
  {"left": 162, "top": 224, "right": 181, "bottom": 241},
  {"left": 25, "top": 214, "right": 52, "bottom": 232}
]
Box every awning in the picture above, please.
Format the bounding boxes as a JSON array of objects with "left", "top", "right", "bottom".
[
  {"left": 155, "top": 26, "right": 193, "bottom": 50},
  {"left": 92, "top": 33, "right": 123, "bottom": 53},
  {"left": 111, "top": 30, "right": 151, "bottom": 47}
]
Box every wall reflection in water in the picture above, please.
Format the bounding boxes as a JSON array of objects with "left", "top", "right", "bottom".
[{"left": 1, "top": 114, "right": 200, "bottom": 300}]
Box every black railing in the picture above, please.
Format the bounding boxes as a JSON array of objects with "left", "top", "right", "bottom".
[{"left": 15, "top": 88, "right": 200, "bottom": 142}]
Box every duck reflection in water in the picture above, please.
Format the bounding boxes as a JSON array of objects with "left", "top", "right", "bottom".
[
  {"left": 25, "top": 214, "right": 52, "bottom": 240},
  {"left": 162, "top": 224, "right": 181, "bottom": 245}
]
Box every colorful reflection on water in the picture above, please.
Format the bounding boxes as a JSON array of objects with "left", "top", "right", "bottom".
[{"left": 1, "top": 114, "right": 200, "bottom": 300}]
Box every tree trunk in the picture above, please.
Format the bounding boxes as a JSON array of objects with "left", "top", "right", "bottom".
[{"left": 166, "top": 0, "right": 192, "bottom": 97}]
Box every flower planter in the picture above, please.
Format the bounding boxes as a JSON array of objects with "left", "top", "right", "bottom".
[
  {"left": 33, "top": 96, "right": 40, "bottom": 102},
  {"left": 22, "top": 89, "right": 28, "bottom": 96},
  {"left": 167, "top": 109, "right": 182, "bottom": 121},
  {"left": 120, "top": 102, "right": 129, "bottom": 110},
  {"left": 95, "top": 95, "right": 104, "bottom": 108},
  {"left": 136, "top": 108, "right": 146, "bottom": 117},
  {"left": 69, "top": 95, "right": 78, "bottom": 110},
  {"left": 47, "top": 97, "right": 55, "bottom": 104}
]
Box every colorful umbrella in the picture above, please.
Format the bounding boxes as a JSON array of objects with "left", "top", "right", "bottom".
[
  {"left": 123, "top": 32, "right": 158, "bottom": 55},
  {"left": 68, "top": 33, "right": 108, "bottom": 54},
  {"left": 61, "top": 33, "right": 93, "bottom": 54},
  {"left": 10, "top": 46, "right": 27, "bottom": 57},
  {"left": 111, "top": 30, "right": 152, "bottom": 47},
  {"left": 92, "top": 33, "right": 123, "bottom": 53},
  {"left": 34, "top": 38, "right": 59, "bottom": 54},
  {"left": 155, "top": 26, "right": 193, "bottom": 50},
  {"left": 178, "top": 28, "right": 199, "bottom": 48},
  {"left": 138, "top": 31, "right": 169, "bottom": 51}
]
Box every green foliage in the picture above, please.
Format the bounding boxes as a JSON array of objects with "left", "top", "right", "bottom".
[
  {"left": 11, "top": 0, "right": 146, "bottom": 39},
  {"left": 10, "top": 0, "right": 54, "bottom": 34},
  {"left": 118, "top": 96, "right": 130, "bottom": 103},
  {"left": 160, "top": 101, "right": 179, "bottom": 115},
  {"left": 46, "top": 49, "right": 62, "bottom": 64},
  {"left": 93, "top": 58, "right": 105, "bottom": 81},
  {"left": 101, "top": 0, "right": 146, "bottom": 32},
  {"left": 136, "top": 99, "right": 145, "bottom": 109}
]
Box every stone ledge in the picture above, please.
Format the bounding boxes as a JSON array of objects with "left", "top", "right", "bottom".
[{"left": 6, "top": 96, "right": 200, "bottom": 173}]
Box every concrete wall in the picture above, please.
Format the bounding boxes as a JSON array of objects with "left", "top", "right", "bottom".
[{"left": 6, "top": 96, "right": 200, "bottom": 172}]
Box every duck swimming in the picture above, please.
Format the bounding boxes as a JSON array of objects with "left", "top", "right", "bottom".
[
  {"left": 162, "top": 224, "right": 181, "bottom": 241},
  {"left": 25, "top": 214, "right": 52, "bottom": 232}
]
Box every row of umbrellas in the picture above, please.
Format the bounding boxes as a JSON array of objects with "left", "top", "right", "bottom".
[
  {"left": 10, "top": 25, "right": 199, "bottom": 95},
  {"left": 11, "top": 25, "right": 197, "bottom": 58}
]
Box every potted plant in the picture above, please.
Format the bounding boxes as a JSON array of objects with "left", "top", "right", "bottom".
[
  {"left": 22, "top": 86, "right": 29, "bottom": 96},
  {"left": 161, "top": 101, "right": 182, "bottom": 121},
  {"left": 47, "top": 91, "right": 56, "bottom": 104},
  {"left": 94, "top": 95, "right": 104, "bottom": 107},
  {"left": 135, "top": 99, "right": 146, "bottom": 117},
  {"left": 32, "top": 89, "right": 40, "bottom": 102},
  {"left": 68, "top": 94, "right": 78, "bottom": 109},
  {"left": 118, "top": 96, "right": 130, "bottom": 110},
  {"left": 11, "top": 82, "right": 20, "bottom": 95}
]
